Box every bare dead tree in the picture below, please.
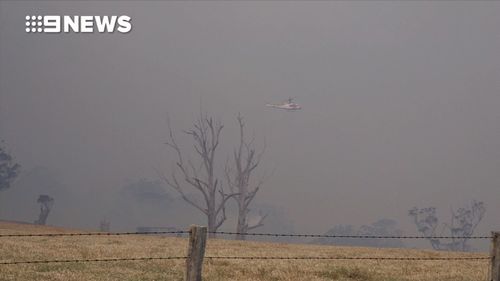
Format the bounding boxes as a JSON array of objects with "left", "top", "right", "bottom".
[
  {"left": 34, "top": 194, "right": 54, "bottom": 225},
  {"left": 160, "top": 113, "right": 236, "bottom": 237},
  {"left": 408, "top": 200, "right": 485, "bottom": 251},
  {"left": 225, "top": 114, "right": 267, "bottom": 240}
]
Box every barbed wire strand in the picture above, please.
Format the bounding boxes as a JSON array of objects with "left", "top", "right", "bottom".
[
  {"left": 210, "top": 231, "right": 492, "bottom": 240},
  {"left": 0, "top": 231, "right": 189, "bottom": 238},
  {"left": 0, "top": 256, "right": 489, "bottom": 266},
  {"left": 0, "top": 231, "right": 491, "bottom": 239},
  {"left": 0, "top": 257, "right": 187, "bottom": 265},
  {"left": 206, "top": 256, "right": 490, "bottom": 261}
]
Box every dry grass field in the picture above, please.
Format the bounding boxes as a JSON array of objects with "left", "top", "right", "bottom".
[{"left": 0, "top": 221, "right": 490, "bottom": 281}]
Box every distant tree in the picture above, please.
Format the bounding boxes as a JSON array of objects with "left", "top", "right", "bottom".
[
  {"left": 225, "top": 114, "right": 267, "bottom": 240},
  {"left": 408, "top": 200, "right": 485, "bottom": 251},
  {"left": 0, "top": 141, "right": 21, "bottom": 192},
  {"left": 313, "top": 219, "right": 404, "bottom": 248},
  {"left": 161, "top": 113, "right": 237, "bottom": 237},
  {"left": 34, "top": 194, "right": 54, "bottom": 225}
]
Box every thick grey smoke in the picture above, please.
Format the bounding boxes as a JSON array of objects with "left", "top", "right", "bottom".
[{"left": 1, "top": 1, "right": 499, "bottom": 251}]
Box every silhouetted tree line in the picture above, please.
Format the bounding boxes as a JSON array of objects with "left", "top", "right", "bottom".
[
  {"left": 313, "top": 219, "right": 404, "bottom": 248},
  {"left": 409, "top": 200, "right": 485, "bottom": 251}
]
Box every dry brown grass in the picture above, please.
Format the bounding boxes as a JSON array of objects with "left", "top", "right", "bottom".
[{"left": 0, "top": 221, "right": 490, "bottom": 281}]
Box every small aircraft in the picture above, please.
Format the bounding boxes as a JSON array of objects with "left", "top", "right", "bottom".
[{"left": 266, "top": 98, "right": 302, "bottom": 111}]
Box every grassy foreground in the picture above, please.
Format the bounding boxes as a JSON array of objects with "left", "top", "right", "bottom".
[{"left": 0, "top": 221, "right": 489, "bottom": 281}]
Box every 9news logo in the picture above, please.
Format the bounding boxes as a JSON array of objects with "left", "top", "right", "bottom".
[{"left": 25, "top": 15, "right": 132, "bottom": 33}]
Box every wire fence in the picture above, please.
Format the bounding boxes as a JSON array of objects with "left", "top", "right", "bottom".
[
  {"left": 0, "top": 255, "right": 490, "bottom": 266},
  {"left": 0, "top": 227, "right": 494, "bottom": 281},
  {"left": 0, "top": 230, "right": 492, "bottom": 239},
  {"left": 0, "top": 257, "right": 188, "bottom": 265},
  {"left": 209, "top": 231, "right": 492, "bottom": 239},
  {"left": 0, "top": 230, "right": 188, "bottom": 238}
]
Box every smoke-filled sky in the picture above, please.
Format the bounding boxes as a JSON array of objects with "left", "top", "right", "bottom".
[{"left": 1, "top": 1, "right": 499, "bottom": 250}]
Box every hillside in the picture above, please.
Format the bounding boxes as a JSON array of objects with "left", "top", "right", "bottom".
[{"left": 0, "top": 221, "right": 489, "bottom": 281}]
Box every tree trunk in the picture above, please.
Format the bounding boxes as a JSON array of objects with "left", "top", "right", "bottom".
[
  {"left": 35, "top": 205, "right": 51, "bottom": 225},
  {"left": 236, "top": 185, "right": 248, "bottom": 240},
  {"left": 207, "top": 214, "right": 216, "bottom": 238},
  {"left": 236, "top": 206, "right": 247, "bottom": 240},
  {"left": 207, "top": 191, "right": 217, "bottom": 238}
]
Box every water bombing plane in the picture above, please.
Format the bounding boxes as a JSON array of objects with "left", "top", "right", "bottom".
[{"left": 266, "top": 98, "right": 302, "bottom": 111}]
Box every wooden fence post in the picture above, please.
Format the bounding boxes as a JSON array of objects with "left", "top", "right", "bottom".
[
  {"left": 185, "top": 225, "right": 207, "bottom": 281},
  {"left": 492, "top": 232, "right": 500, "bottom": 281}
]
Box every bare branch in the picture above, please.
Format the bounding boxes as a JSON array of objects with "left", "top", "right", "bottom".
[
  {"left": 244, "top": 184, "right": 261, "bottom": 210},
  {"left": 216, "top": 188, "right": 239, "bottom": 217},
  {"left": 247, "top": 213, "right": 268, "bottom": 231},
  {"left": 156, "top": 168, "right": 207, "bottom": 215}
]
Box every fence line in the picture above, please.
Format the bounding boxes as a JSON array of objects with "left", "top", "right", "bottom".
[
  {"left": 0, "top": 230, "right": 491, "bottom": 239},
  {"left": 0, "top": 255, "right": 489, "bottom": 266},
  {"left": 0, "top": 257, "right": 187, "bottom": 265},
  {"left": 210, "top": 231, "right": 492, "bottom": 239},
  {"left": 0, "top": 231, "right": 189, "bottom": 238},
  {"left": 206, "top": 256, "right": 490, "bottom": 261},
  {"left": 0, "top": 226, "right": 496, "bottom": 280}
]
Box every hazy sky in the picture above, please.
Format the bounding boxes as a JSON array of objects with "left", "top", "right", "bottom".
[{"left": 1, "top": 1, "right": 499, "bottom": 249}]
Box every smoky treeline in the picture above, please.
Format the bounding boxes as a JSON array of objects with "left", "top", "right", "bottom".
[
  {"left": 0, "top": 111, "right": 487, "bottom": 252},
  {"left": 0, "top": 166, "right": 293, "bottom": 237},
  {"left": 0, "top": 113, "right": 296, "bottom": 239},
  {"left": 1, "top": 1, "right": 498, "bottom": 253}
]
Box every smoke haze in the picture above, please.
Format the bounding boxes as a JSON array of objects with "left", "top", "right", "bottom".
[{"left": 1, "top": 1, "right": 499, "bottom": 250}]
